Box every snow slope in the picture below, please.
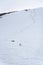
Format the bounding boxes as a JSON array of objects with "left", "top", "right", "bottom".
[{"left": 0, "top": 8, "right": 43, "bottom": 65}]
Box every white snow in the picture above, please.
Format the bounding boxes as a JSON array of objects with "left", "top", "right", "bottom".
[
  {"left": 0, "top": 60, "right": 6, "bottom": 65},
  {"left": 0, "top": 8, "right": 43, "bottom": 65}
]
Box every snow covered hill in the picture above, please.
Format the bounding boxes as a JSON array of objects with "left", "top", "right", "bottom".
[{"left": 0, "top": 7, "right": 43, "bottom": 65}]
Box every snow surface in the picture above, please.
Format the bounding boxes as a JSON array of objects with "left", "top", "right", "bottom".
[{"left": 0, "top": 8, "right": 43, "bottom": 65}]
